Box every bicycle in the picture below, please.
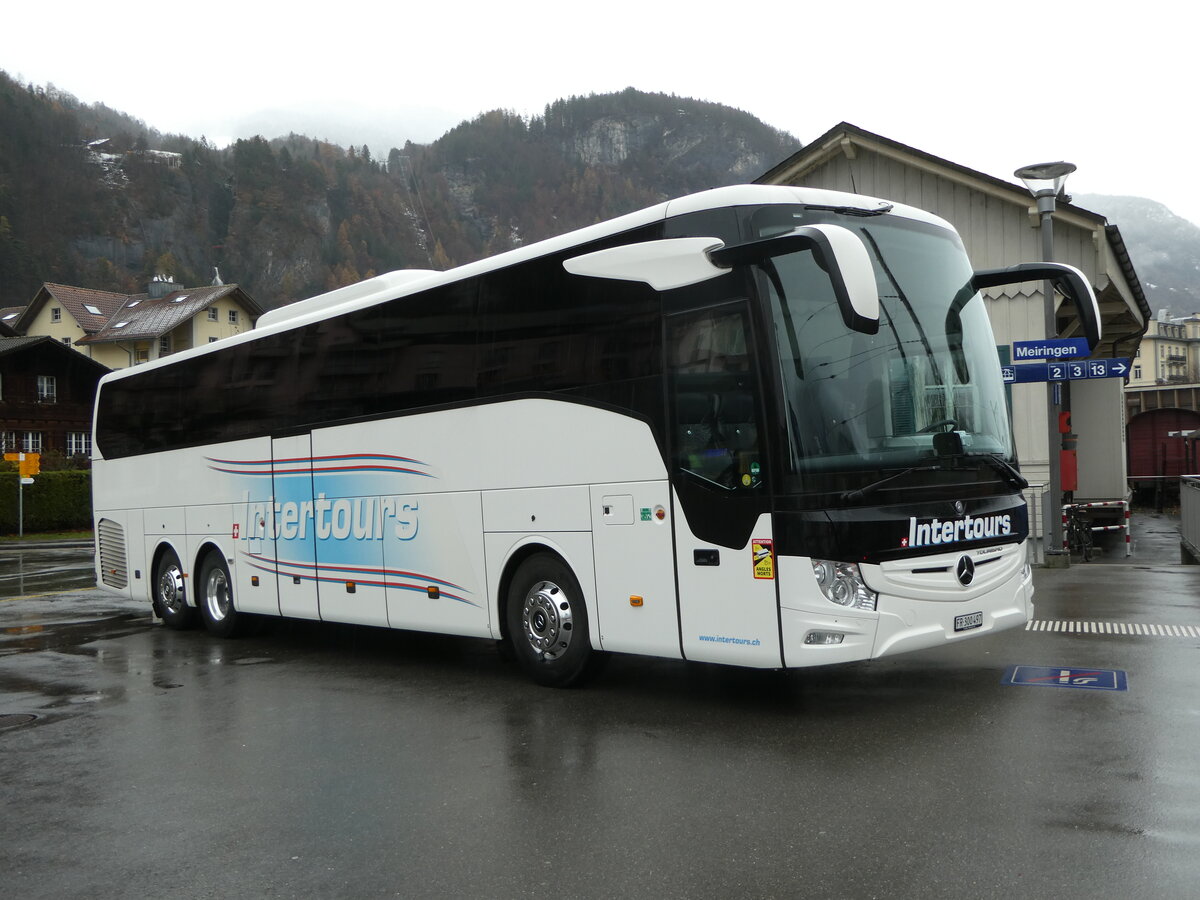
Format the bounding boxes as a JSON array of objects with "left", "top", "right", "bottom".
[{"left": 1066, "top": 505, "right": 1094, "bottom": 562}]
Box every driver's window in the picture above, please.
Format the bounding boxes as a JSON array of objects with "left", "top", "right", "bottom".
[{"left": 668, "top": 306, "right": 763, "bottom": 490}]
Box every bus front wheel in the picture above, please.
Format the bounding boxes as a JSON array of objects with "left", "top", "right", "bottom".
[
  {"left": 506, "top": 553, "right": 599, "bottom": 688},
  {"left": 154, "top": 548, "right": 196, "bottom": 630},
  {"left": 198, "top": 552, "right": 249, "bottom": 638}
]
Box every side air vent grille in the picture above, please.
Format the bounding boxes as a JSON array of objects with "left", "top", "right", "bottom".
[{"left": 97, "top": 518, "right": 128, "bottom": 589}]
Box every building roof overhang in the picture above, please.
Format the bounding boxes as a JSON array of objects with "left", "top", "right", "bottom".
[{"left": 757, "top": 122, "right": 1152, "bottom": 353}]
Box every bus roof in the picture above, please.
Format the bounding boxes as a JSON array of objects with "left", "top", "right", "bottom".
[{"left": 96, "top": 183, "right": 953, "bottom": 387}]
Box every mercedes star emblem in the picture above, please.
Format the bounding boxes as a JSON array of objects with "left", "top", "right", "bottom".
[{"left": 956, "top": 555, "right": 975, "bottom": 586}]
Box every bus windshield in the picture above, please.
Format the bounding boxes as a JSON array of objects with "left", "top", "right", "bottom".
[{"left": 754, "top": 211, "right": 1014, "bottom": 496}]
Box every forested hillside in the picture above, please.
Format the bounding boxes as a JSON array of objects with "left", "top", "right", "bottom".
[
  {"left": 0, "top": 75, "right": 796, "bottom": 309},
  {"left": 1074, "top": 193, "right": 1200, "bottom": 316}
]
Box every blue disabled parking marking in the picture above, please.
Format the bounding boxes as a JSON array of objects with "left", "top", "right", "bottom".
[{"left": 1002, "top": 665, "right": 1128, "bottom": 691}]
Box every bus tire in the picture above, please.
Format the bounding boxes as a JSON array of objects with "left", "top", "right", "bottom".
[
  {"left": 154, "top": 548, "right": 196, "bottom": 630},
  {"left": 506, "top": 553, "right": 598, "bottom": 688},
  {"left": 198, "top": 552, "right": 249, "bottom": 638}
]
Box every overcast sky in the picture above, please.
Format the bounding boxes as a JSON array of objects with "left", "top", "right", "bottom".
[{"left": 4, "top": 0, "right": 1199, "bottom": 225}]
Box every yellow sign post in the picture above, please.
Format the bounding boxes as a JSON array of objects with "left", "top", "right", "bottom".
[
  {"left": 4, "top": 452, "right": 41, "bottom": 477},
  {"left": 4, "top": 452, "right": 40, "bottom": 535}
]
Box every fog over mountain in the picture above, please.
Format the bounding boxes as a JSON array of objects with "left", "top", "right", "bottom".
[
  {"left": 1074, "top": 193, "right": 1200, "bottom": 317},
  {"left": 2, "top": 68, "right": 1198, "bottom": 321}
]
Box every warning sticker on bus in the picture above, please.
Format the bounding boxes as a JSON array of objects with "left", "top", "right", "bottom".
[{"left": 752, "top": 539, "right": 775, "bottom": 580}]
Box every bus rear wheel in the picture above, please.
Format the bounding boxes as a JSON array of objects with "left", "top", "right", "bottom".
[
  {"left": 154, "top": 549, "right": 196, "bottom": 630},
  {"left": 198, "top": 552, "right": 250, "bottom": 638},
  {"left": 506, "top": 553, "right": 598, "bottom": 688}
]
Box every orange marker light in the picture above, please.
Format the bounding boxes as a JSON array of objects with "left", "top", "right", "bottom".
[{"left": 630, "top": 595, "right": 644, "bottom": 607}]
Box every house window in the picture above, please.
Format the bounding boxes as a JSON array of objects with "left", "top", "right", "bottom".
[
  {"left": 61, "top": 337, "right": 72, "bottom": 346},
  {"left": 208, "top": 306, "right": 218, "bottom": 321},
  {"left": 159, "top": 335, "right": 171, "bottom": 355},
  {"left": 51, "top": 307, "right": 62, "bottom": 322},
  {"left": 37, "top": 375, "right": 57, "bottom": 403},
  {"left": 67, "top": 432, "right": 92, "bottom": 456},
  {"left": 209, "top": 337, "right": 218, "bottom": 343},
  {"left": 22, "top": 432, "right": 42, "bottom": 453},
  {"left": 228, "top": 309, "right": 239, "bottom": 324},
  {"left": 0, "top": 431, "right": 14, "bottom": 452},
  {"left": 1134, "top": 366, "right": 1142, "bottom": 379},
  {"left": 135, "top": 349, "right": 149, "bottom": 363}
]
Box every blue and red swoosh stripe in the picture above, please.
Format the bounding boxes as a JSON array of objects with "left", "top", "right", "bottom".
[
  {"left": 242, "top": 552, "right": 476, "bottom": 607},
  {"left": 208, "top": 453, "right": 434, "bottom": 478}
]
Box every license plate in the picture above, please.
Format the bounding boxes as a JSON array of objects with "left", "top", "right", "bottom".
[{"left": 954, "top": 611, "right": 984, "bottom": 632}]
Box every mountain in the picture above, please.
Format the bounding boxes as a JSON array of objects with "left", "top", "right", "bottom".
[
  {"left": 1073, "top": 193, "right": 1200, "bottom": 316},
  {"left": 0, "top": 76, "right": 796, "bottom": 309},
  {"left": 5, "top": 72, "right": 1198, "bottom": 319}
]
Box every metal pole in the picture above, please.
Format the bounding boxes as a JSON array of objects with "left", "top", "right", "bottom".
[{"left": 1040, "top": 194, "right": 1067, "bottom": 565}]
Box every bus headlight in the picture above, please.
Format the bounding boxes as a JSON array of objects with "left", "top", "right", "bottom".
[{"left": 811, "top": 560, "right": 878, "bottom": 612}]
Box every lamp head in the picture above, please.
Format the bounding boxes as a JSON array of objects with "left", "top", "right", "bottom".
[{"left": 1015, "top": 161, "right": 1077, "bottom": 198}]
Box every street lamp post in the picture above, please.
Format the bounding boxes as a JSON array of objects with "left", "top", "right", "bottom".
[{"left": 1015, "top": 161, "right": 1077, "bottom": 566}]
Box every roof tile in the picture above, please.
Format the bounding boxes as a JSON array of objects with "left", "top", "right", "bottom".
[
  {"left": 40, "top": 283, "right": 129, "bottom": 333},
  {"left": 81, "top": 285, "right": 242, "bottom": 343}
]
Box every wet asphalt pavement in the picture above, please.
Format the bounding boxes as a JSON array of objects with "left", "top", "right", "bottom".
[
  {"left": 1, "top": 518, "right": 1199, "bottom": 899},
  {"left": 0, "top": 542, "right": 97, "bottom": 597}
]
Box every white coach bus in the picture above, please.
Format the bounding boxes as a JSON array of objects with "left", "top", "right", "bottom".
[{"left": 92, "top": 184, "right": 1100, "bottom": 686}]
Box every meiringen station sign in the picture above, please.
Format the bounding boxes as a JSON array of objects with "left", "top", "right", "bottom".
[{"left": 1002, "top": 339, "right": 1130, "bottom": 384}]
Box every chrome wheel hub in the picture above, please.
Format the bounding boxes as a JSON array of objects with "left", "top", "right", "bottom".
[
  {"left": 157, "top": 564, "right": 185, "bottom": 613},
  {"left": 520, "top": 580, "right": 573, "bottom": 660},
  {"left": 205, "top": 567, "right": 231, "bottom": 622}
]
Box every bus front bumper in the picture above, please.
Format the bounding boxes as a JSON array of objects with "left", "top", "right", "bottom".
[{"left": 779, "top": 547, "right": 1034, "bottom": 667}]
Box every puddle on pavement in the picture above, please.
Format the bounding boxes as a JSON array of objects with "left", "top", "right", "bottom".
[
  {"left": 0, "top": 612, "right": 150, "bottom": 657},
  {"left": 0, "top": 545, "right": 99, "bottom": 595}
]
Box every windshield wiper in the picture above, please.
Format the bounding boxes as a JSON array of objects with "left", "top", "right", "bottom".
[
  {"left": 805, "top": 201, "right": 894, "bottom": 217},
  {"left": 973, "top": 454, "right": 1029, "bottom": 490},
  {"left": 839, "top": 455, "right": 1025, "bottom": 504},
  {"left": 840, "top": 465, "right": 943, "bottom": 502},
  {"left": 937, "top": 454, "right": 1028, "bottom": 490}
]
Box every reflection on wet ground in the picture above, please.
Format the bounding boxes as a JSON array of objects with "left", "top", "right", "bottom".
[
  {"left": 1, "top": 611, "right": 147, "bottom": 656},
  {"left": 0, "top": 543, "right": 96, "bottom": 596}
]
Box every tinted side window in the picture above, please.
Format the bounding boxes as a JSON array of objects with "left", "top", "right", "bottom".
[
  {"left": 97, "top": 281, "right": 479, "bottom": 458},
  {"left": 96, "top": 226, "right": 677, "bottom": 459},
  {"left": 667, "top": 304, "right": 764, "bottom": 492},
  {"left": 299, "top": 279, "right": 478, "bottom": 423},
  {"left": 663, "top": 207, "right": 741, "bottom": 245},
  {"left": 478, "top": 253, "right": 661, "bottom": 397}
]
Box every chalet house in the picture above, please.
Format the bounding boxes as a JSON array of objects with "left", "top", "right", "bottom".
[
  {"left": 11, "top": 278, "right": 263, "bottom": 369},
  {"left": 0, "top": 336, "right": 110, "bottom": 457}
]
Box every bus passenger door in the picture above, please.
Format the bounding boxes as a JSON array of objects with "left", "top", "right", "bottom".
[
  {"left": 272, "top": 434, "right": 320, "bottom": 620},
  {"left": 673, "top": 508, "right": 780, "bottom": 667},
  {"left": 667, "top": 303, "right": 782, "bottom": 667}
]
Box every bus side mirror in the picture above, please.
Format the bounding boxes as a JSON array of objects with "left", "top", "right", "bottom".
[
  {"left": 972, "top": 262, "right": 1102, "bottom": 351},
  {"left": 562, "top": 237, "right": 728, "bottom": 291},
  {"left": 708, "top": 224, "right": 880, "bottom": 335}
]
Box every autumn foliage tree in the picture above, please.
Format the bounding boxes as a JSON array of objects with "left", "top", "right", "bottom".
[{"left": 0, "top": 74, "right": 798, "bottom": 309}]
